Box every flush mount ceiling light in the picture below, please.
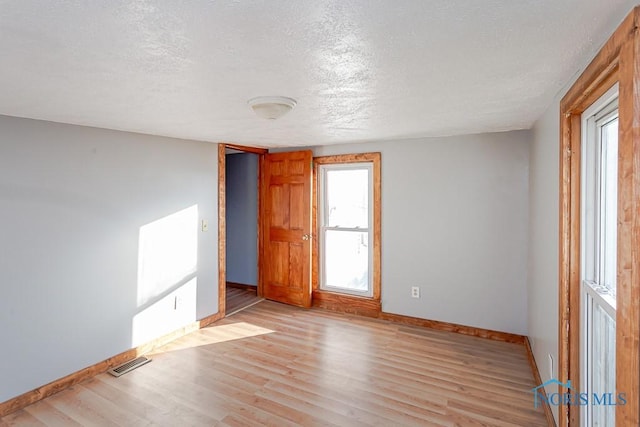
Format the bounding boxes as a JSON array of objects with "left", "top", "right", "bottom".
[{"left": 248, "top": 96, "right": 297, "bottom": 120}]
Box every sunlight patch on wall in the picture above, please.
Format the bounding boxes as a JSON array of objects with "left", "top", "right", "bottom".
[
  {"left": 132, "top": 277, "right": 198, "bottom": 347},
  {"left": 137, "top": 205, "right": 198, "bottom": 307}
]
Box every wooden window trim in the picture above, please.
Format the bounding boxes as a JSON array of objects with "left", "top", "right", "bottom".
[
  {"left": 312, "top": 152, "right": 382, "bottom": 316},
  {"left": 559, "top": 7, "right": 640, "bottom": 426}
]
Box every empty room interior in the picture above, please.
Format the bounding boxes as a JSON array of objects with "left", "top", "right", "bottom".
[{"left": 2, "top": 2, "right": 640, "bottom": 426}]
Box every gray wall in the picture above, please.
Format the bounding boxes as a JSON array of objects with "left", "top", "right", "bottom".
[
  {"left": 0, "top": 116, "right": 219, "bottom": 403},
  {"left": 528, "top": 98, "right": 560, "bottom": 424},
  {"left": 226, "top": 153, "right": 258, "bottom": 286},
  {"left": 305, "top": 131, "right": 530, "bottom": 335}
]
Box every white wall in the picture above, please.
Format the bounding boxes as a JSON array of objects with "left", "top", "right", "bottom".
[
  {"left": 226, "top": 153, "right": 259, "bottom": 286},
  {"left": 304, "top": 131, "right": 530, "bottom": 335},
  {"left": 0, "top": 116, "right": 219, "bottom": 403}
]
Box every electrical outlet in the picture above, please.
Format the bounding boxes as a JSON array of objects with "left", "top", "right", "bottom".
[
  {"left": 411, "top": 286, "right": 420, "bottom": 298},
  {"left": 548, "top": 354, "right": 554, "bottom": 379}
]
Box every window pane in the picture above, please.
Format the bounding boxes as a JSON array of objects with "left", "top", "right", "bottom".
[
  {"left": 584, "top": 120, "right": 598, "bottom": 283},
  {"left": 591, "top": 302, "right": 616, "bottom": 426},
  {"left": 581, "top": 92, "right": 618, "bottom": 427},
  {"left": 326, "top": 169, "right": 369, "bottom": 228},
  {"left": 324, "top": 230, "right": 369, "bottom": 292},
  {"left": 602, "top": 118, "right": 618, "bottom": 294}
]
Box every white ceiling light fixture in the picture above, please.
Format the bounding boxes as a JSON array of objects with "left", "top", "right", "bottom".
[{"left": 248, "top": 96, "right": 297, "bottom": 120}]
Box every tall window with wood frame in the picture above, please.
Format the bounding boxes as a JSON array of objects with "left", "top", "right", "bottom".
[
  {"left": 580, "top": 86, "right": 618, "bottom": 427},
  {"left": 559, "top": 7, "right": 640, "bottom": 425},
  {"left": 312, "top": 153, "right": 381, "bottom": 314}
]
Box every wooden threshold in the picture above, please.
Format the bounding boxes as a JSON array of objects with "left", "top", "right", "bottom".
[
  {"left": 227, "top": 281, "right": 258, "bottom": 291},
  {"left": 0, "top": 311, "right": 223, "bottom": 418}
]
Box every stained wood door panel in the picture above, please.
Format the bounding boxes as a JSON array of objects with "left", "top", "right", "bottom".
[{"left": 262, "top": 151, "right": 312, "bottom": 308}]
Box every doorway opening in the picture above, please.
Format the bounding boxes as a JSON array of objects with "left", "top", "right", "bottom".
[
  {"left": 225, "top": 148, "right": 263, "bottom": 314},
  {"left": 218, "top": 144, "right": 267, "bottom": 318}
]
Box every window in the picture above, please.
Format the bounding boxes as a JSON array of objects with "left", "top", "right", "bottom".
[
  {"left": 559, "top": 9, "right": 640, "bottom": 425},
  {"left": 581, "top": 85, "right": 618, "bottom": 427},
  {"left": 313, "top": 153, "right": 380, "bottom": 305},
  {"left": 319, "top": 163, "right": 373, "bottom": 296}
]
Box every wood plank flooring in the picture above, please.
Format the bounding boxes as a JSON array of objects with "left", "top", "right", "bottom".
[
  {"left": 226, "top": 286, "right": 263, "bottom": 315},
  {"left": 0, "top": 301, "right": 548, "bottom": 426}
]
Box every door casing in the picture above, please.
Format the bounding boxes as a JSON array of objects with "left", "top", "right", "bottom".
[{"left": 217, "top": 143, "right": 268, "bottom": 318}]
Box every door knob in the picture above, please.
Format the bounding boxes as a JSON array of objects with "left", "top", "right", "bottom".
[{"left": 302, "top": 234, "right": 311, "bottom": 240}]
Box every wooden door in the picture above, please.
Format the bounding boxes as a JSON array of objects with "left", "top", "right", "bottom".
[{"left": 261, "top": 150, "right": 313, "bottom": 307}]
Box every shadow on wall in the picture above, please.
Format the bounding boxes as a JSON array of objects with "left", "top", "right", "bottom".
[{"left": 132, "top": 205, "right": 199, "bottom": 347}]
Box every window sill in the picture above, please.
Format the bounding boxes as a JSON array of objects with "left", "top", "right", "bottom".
[{"left": 312, "top": 289, "right": 381, "bottom": 317}]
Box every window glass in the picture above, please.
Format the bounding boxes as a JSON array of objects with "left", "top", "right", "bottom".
[
  {"left": 324, "top": 230, "right": 369, "bottom": 292},
  {"left": 326, "top": 169, "right": 369, "bottom": 228},
  {"left": 319, "top": 163, "right": 373, "bottom": 297}
]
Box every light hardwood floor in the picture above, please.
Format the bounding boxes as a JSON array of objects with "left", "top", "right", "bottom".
[{"left": 0, "top": 301, "right": 548, "bottom": 426}]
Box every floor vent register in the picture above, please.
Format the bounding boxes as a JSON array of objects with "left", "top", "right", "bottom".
[{"left": 107, "top": 356, "right": 151, "bottom": 377}]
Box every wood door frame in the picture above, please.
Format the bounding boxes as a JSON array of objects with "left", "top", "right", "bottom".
[
  {"left": 218, "top": 143, "right": 268, "bottom": 319},
  {"left": 559, "top": 7, "right": 640, "bottom": 426},
  {"left": 311, "top": 152, "right": 382, "bottom": 316}
]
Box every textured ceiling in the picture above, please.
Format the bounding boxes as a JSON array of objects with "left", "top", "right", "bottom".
[{"left": 0, "top": 1, "right": 637, "bottom": 147}]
